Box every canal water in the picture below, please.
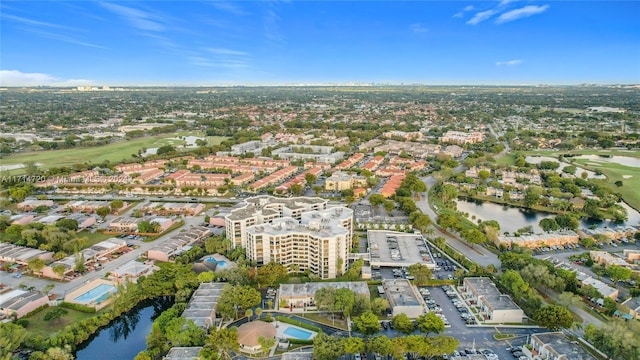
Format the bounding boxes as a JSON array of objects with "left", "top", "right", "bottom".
[
  {"left": 75, "top": 297, "right": 173, "bottom": 360},
  {"left": 456, "top": 199, "right": 640, "bottom": 234}
]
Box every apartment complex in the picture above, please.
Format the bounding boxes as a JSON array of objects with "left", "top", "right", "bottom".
[
  {"left": 462, "top": 277, "right": 524, "bottom": 324},
  {"left": 440, "top": 131, "right": 484, "bottom": 145},
  {"left": 225, "top": 196, "right": 353, "bottom": 279},
  {"left": 525, "top": 332, "right": 597, "bottom": 360},
  {"left": 324, "top": 171, "right": 367, "bottom": 191},
  {"left": 497, "top": 231, "right": 579, "bottom": 249}
]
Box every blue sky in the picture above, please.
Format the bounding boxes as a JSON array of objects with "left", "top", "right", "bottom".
[{"left": 1, "top": 1, "right": 639, "bottom": 86}]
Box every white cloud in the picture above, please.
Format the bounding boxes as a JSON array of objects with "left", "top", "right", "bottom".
[
  {"left": 499, "top": 0, "right": 518, "bottom": 6},
  {"left": 454, "top": 5, "right": 475, "bottom": 18},
  {"left": 188, "top": 56, "right": 249, "bottom": 69},
  {"left": 211, "top": 1, "right": 249, "bottom": 16},
  {"left": 496, "top": 5, "right": 549, "bottom": 24},
  {"left": 496, "top": 59, "right": 523, "bottom": 66},
  {"left": 0, "top": 70, "right": 93, "bottom": 87},
  {"left": 467, "top": 10, "right": 497, "bottom": 25},
  {"left": 1, "top": 13, "right": 70, "bottom": 30},
  {"left": 100, "top": 2, "right": 165, "bottom": 31},
  {"left": 410, "top": 23, "right": 429, "bottom": 33},
  {"left": 207, "top": 48, "right": 248, "bottom": 56}
]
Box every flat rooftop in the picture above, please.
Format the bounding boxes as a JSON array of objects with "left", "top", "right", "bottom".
[
  {"left": 183, "top": 282, "right": 224, "bottom": 329},
  {"left": 465, "top": 277, "right": 522, "bottom": 312},
  {"left": 368, "top": 230, "right": 435, "bottom": 268},
  {"left": 164, "top": 347, "right": 203, "bottom": 360},
  {"left": 533, "top": 332, "right": 597, "bottom": 360},
  {"left": 382, "top": 279, "right": 422, "bottom": 307}
]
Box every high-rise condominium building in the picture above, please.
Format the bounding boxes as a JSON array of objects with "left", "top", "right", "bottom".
[{"left": 225, "top": 196, "right": 353, "bottom": 279}]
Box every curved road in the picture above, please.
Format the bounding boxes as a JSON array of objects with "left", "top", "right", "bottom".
[{"left": 416, "top": 175, "right": 500, "bottom": 268}]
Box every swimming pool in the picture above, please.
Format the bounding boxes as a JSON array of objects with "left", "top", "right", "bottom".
[
  {"left": 205, "top": 257, "right": 228, "bottom": 268},
  {"left": 283, "top": 326, "right": 314, "bottom": 340},
  {"left": 74, "top": 284, "right": 117, "bottom": 304}
]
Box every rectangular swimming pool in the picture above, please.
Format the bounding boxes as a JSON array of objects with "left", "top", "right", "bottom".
[
  {"left": 74, "top": 284, "right": 117, "bottom": 304},
  {"left": 283, "top": 326, "right": 314, "bottom": 340}
]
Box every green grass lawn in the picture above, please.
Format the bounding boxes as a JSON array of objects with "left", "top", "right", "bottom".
[
  {"left": 24, "top": 306, "right": 101, "bottom": 338},
  {"left": 80, "top": 230, "right": 118, "bottom": 247},
  {"left": 570, "top": 158, "right": 640, "bottom": 211},
  {"left": 300, "top": 312, "right": 349, "bottom": 330},
  {"left": 1, "top": 134, "right": 227, "bottom": 172}
]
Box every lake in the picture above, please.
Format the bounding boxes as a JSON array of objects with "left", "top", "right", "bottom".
[
  {"left": 75, "top": 297, "right": 173, "bottom": 360},
  {"left": 456, "top": 199, "right": 640, "bottom": 234}
]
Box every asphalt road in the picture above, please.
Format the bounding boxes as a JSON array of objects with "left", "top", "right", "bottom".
[{"left": 416, "top": 176, "right": 501, "bottom": 268}]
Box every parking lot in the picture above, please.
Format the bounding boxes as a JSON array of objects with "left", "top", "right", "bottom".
[{"left": 368, "top": 231, "right": 436, "bottom": 269}]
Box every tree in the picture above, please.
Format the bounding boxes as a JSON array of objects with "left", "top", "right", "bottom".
[
  {"left": 366, "top": 335, "right": 394, "bottom": 356},
  {"left": 197, "top": 271, "right": 215, "bottom": 283},
  {"left": 305, "top": 173, "right": 317, "bottom": 187},
  {"left": 256, "top": 261, "right": 288, "bottom": 287},
  {"left": 74, "top": 251, "right": 85, "bottom": 273},
  {"left": 415, "top": 312, "right": 445, "bottom": 335},
  {"left": 257, "top": 336, "right": 276, "bottom": 357},
  {"left": 426, "top": 336, "right": 459, "bottom": 358},
  {"left": 603, "top": 297, "right": 618, "bottom": 316},
  {"left": 52, "top": 264, "right": 66, "bottom": 277},
  {"left": 557, "top": 291, "right": 582, "bottom": 308},
  {"left": 289, "top": 183, "right": 304, "bottom": 196},
  {"left": 203, "top": 327, "right": 238, "bottom": 360},
  {"left": 478, "top": 169, "right": 491, "bottom": 182},
  {"left": 352, "top": 311, "right": 381, "bottom": 336},
  {"left": 138, "top": 220, "right": 161, "bottom": 233},
  {"left": 27, "top": 258, "right": 46, "bottom": 273},
  {"left": 315, "top": 287, "right": 337, "bottom": 311},
  {"left": 0, "top": 323, "right": 27, "bottom": 360},
  {"left": 165, "top": 318, "right": 206, "bottom": 347},
  {"left": 216, "top": 284, "right": 261, "bottom": 319},
  {"left": 245, "top": 308, "right": 253, "bottom": 320},
  {"left": 313, "top": 333, "right": 345, "bottom": 360},
  {"left": 56, "top": 219, "right": 78, "bottom": 231},
  {"left": 584, "top": 320, "right": 640, "bottom": 360},
  {"left": 462, "top": 229, "right": 486, "bottom": 247},
  {"left": 342, "top": 337, "right": 365, "bottom": 354},
  {"left": 335, "top": 287, "right": 356, "bottom": 317},
  {"left": 534, "top": 305, "right": 573, "bottom": 331},
  {"left": 371, "top": 298, "right": 390, "bottom": 316},
  {"left": 156, "top": 145, "right": 177, "bottom": 155},
  {"left": 408, "top": 263, "right": 432, "bottom": 286},
  {"left": 96, "top": 206, "right": 110, "bottom": 220},
  {"left": 437, "top": 214, "right": 460, "bottom": 231},
  {"left": 607, "top": 265, "right": 632, "bottom": 283},
  {"left": 437, "top": 184, "right": 458, "bottom": 203},
  {"left": 44, "top": 308, "right": 68, "bottom": 322},
  {"left": 392, "top": 313, "right": 415, "bottom": 334},
  {"left": 110, "top": 200, "right": 124, "bottom": 212},
  {"left": 539, "top": 218, "right": 559, "bottom": 232}
]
